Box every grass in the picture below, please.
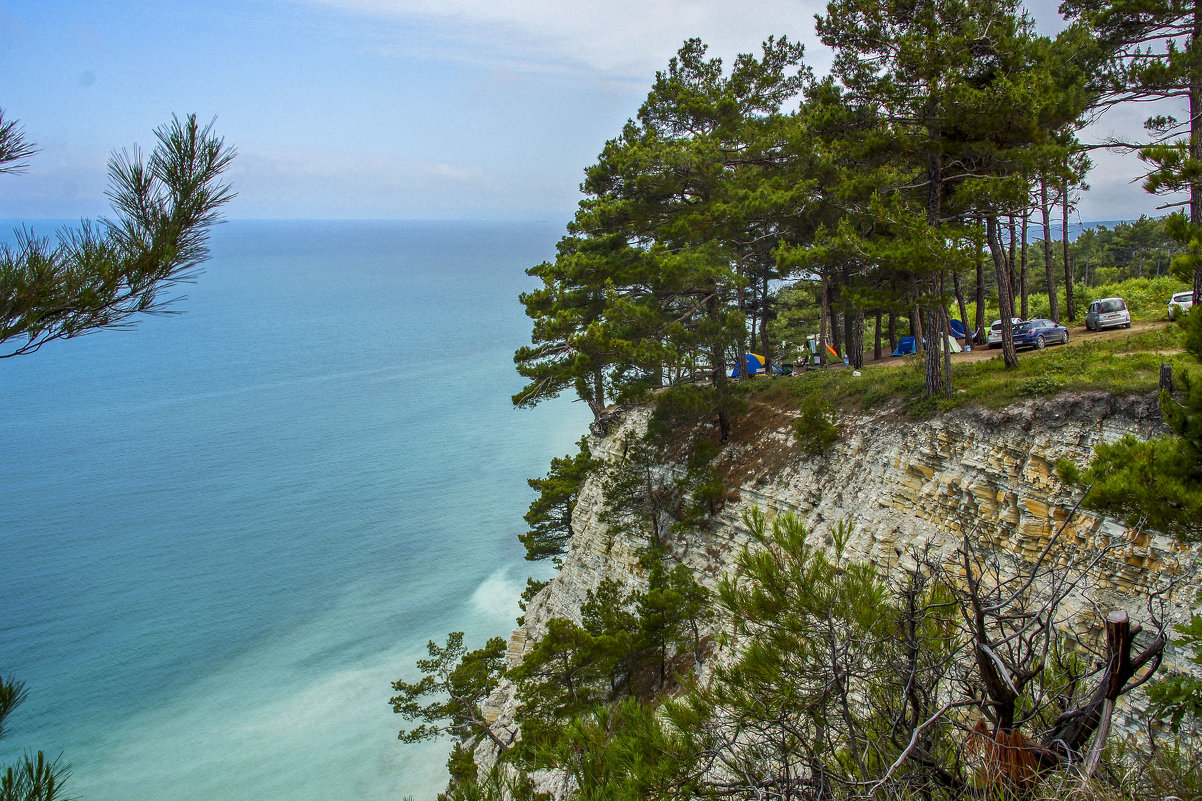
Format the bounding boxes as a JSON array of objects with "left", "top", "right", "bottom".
[{"left": 744, "top": 322, "right": 1191, "bottom": 420}]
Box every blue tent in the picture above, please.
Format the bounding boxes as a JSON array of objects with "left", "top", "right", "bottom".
[
  {"left": 892, "top": 336, "right": 917, "bottom": 356},
  {"left": 948, "top": 318, "right": 971, "bottom": 340},
  {"left": 731, "top": 352, "right": 785, "bottom": 377}
]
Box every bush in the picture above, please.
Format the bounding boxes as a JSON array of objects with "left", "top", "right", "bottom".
[
  {"left": 1078, "top": 276, "right": 1191, "bottom": 321},
  {"left": 793, "top": 394, "right": 839, "bottom": 455}
]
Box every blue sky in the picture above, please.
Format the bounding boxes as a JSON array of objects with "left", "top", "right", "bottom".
[{"left": 0, "top": 0, "right": 1184, "bottom": 222}]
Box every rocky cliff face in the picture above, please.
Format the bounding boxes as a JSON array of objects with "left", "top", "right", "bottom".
[{"left": 478, "top": 391, "right": 1201, "bottom": 779}]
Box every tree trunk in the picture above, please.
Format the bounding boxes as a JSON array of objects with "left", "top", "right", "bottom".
[
  {"left": 987, "top": 216, "right": 1020, "bottom": 368},
  {"left": 760, "top": 271, "right": 772, "bottom": 371},
  {"left": 910, "top": 306, "right": 924, "bottom": 348},
  {"left": 736, "top": 280, "right": 748, "bottom": 378},
  {"left": 819, "top": 278, "right": 829, "bottom": 364},
  {"left": 939, "top": 306, "right": 953, "bottom": 398},
  {"left": 1062, "top": 173, "right": 1076, "bottom": 321},
  {"left": 1193, "top": 0, "right": 1202, "bottom": 306},
  {"left": 1045, "top": 611, "right": 1165, "bottom": 766},
  {"left": 874, "top": 312, "right": 882, "bottom": 360},
  {"left": 1020, "top": 208, "right": 1030, "bottom": 319},
  {"left": 850, "top": 309, "right": 865, "bottom": 369},
  {"left": 590, "top": 368, "right": 606, "bottom": 420},
  {"left": 1007, "top": 215, "right": 1018, "bottom": 298},
  {"left": 1041, "top": 176, "right": 1059, "bottom": 323},
  {"left": 923, "top": 305, "right": 943, "bottom": 398},
  {"left": 975, "top": 224, "right": 986, "bottom": 343}
]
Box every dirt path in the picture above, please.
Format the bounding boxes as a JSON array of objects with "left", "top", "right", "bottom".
[{"left": 857, "top": 320, "right": 1170, "bottom": 369}]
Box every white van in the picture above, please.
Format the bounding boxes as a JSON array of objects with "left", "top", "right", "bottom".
[
  {"left": 1168, "top": 290, "right": 1195, "bottom": 320},
  {"left": 1085, "top": 297, "right": 1131, "bottom": 331}
]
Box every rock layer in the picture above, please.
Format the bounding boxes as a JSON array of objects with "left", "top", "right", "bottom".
[{"left": 479, "top": 391, "right": 1201, "bottom": 780}]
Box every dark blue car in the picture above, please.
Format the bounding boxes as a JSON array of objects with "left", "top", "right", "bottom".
[{"left": 1012, "top": 318, "right": 1069, "bottom": 350}]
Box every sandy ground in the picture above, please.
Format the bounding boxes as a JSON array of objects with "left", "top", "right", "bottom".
[{"left": 851, "top": 320, "right": 1172, "bottom": 369}]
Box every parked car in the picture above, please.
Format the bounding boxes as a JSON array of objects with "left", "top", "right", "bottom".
[
  {"left": 1168, "top": 290, "right": 1195, "bottom": 320},
  {"left": 1085, "top": 297, "right": 1131, "bottom": 331},
  {"left": 1012, "top": 318, "right": 1069, "bottom": 350},
  {"left": 987, "top": 317, "right": 1024, "bottom": 348}
]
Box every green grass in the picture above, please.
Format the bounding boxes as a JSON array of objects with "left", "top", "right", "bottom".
[{"left": 746, "top": 321, "right": 1191, "bottom": 419}]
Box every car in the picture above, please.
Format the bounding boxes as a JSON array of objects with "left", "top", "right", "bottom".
[
  {"left": 1012, "top": 318, "right": 1069, "bottom": 350},
  {"left": 1085, "top": 297, "right": 1131, "bottom": 331},
  {"left": 1168, "top": 290, "right": 1195, "bottom": 320},
  {"left": 987, "top": 317, "right": 1024, "bottom": 348}
]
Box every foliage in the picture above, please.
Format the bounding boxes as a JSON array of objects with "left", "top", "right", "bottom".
[
  {"left": 1058, "top": 309, "right": 1202, "bottom": 540},
  {"left": 509, "top": 555, "right": 709, "bottom": 769},
  {"left": 531, "top": 698, "right": 703, "bottom": 801},
  {"left": 1147, "top": 614, "right": 1202, "bottom": 732},
  {"left": 521, "top": 438, "right": 597, "bottom": 565},
  {"left": 0, "top": 114, "right": 235, "bottom": 358},
  {"left": 436, "top": 762, "right": 549, "bottom": 801},
  {"left": 389, "top": 632, "right": 509, "bottom": 749},
  {"left": 0, "top": 676, "right": 70, "bottom": 801},
  {"left": 792, "top": 391, "right": 839, "bottom": 455}
]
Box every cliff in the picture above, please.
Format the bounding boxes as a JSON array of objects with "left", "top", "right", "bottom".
[{"left": 478, "top": 390, "right": 1202, "bottom": 783}]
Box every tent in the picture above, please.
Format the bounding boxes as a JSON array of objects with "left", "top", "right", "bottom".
[
  {"left": 892, "top": 335, "right": 961, "bottom": 356},
  {"left": 948, "top": 318, "right": 972, "bottom": 340},
  {"left": 731, "top": 352, "right": 785, "bottom": 377},
  {"left": 892, "top": 336, "right": 917, "bottom": 356}
]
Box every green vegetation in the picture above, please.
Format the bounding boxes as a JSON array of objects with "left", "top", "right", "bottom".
[
  {"left": 1054, "top": 307, "right": 1202, "bottom": 741},
  {"left": 471, "top": 1, "right": 1202, "bottom": 796},
  {"left": 792, "top": 391, "right": 839, "bottom": 454},
  {"left": 1, "top": 112, "right": 235, "bottom": 358},
  {"left": 1058, "top": 309, "right": 1201, "bottom": 540},
  {"left": 511, "top": 0, "right": 1202, "bottom": 437},
  {"left": 520, "top": 438, "right": 597, "bottom": 566},
  {"left": 405, "top": 506, "right": 1190, "bottom": 800},
  {"left": 1, "top": 675, "right": 70, "bottom": 801},
  {"left": 743, "top": 318, "right": 1185, "bottom": 422}
]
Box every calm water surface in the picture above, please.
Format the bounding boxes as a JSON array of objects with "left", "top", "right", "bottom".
[{"left": 0, "top": 219, "right": 589, "bottom": 800}]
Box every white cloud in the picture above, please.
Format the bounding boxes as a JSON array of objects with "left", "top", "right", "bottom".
[
  {"left": 292, "top": 0, "right": 827, "bottom": 78},
  {"left": 225, "top": 144, "right": 540, "bottom": 218}
]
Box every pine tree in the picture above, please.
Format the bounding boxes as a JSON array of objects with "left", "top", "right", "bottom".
[
  {"left": 1063, "top": 0, "right": 1202, "bottom": 306},
  {"left": 1, "top": 114, "right": 235, "bottom": 357},
  {"left": 1, "top": 675, "right": 70, "bottom": 801},
  {"left": 389, "top": 633, "right": 511, "bottom": 752},
  {"left": 520, "top": 437, "right": 596, "bottom": 565}
]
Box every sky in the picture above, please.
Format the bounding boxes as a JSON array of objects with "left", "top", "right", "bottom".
[{"left": 0, "top": 0, "right": 1187, "bottom": 223}]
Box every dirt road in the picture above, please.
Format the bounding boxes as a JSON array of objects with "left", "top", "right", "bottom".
[{"left": 859, "top": 320, "right": 1169, "bottom": 368}]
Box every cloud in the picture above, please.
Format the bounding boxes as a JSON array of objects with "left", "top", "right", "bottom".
[
  {"left": 291, "top": 0, "right": 827, "bottom": 78},
  {"left": 225, "top": 144, "right": 533, "bottom": 218}
]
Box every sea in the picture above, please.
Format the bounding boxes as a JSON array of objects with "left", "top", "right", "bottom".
[{"left": 0, "top": 219, "right": 592, "bottom": 800}]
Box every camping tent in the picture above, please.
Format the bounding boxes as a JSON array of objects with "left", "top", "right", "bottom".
[
  {"left": 948, "top": 318, "right": 972, "bottom": 340},
  {"left": 731, "top": 352, "right": 784, "bottom": 377},
  {"left": 892, "top": 336, "right": 917, "bottom": 356},
  {"left": 892, "top": 335, "right": 961, "bottom": 356}
]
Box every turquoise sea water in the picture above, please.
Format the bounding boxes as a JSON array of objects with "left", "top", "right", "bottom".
[{"left": 0, "top": 220, "right": 591, "bottom": 800}]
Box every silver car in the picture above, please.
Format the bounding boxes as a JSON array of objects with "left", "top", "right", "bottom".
[
  {"left": 1169, "top": 290, "right": 1195, "bottom": 320},
  {"left": 987, "top": 317, "right": 1023, "bottom": 348},
  {"left": 1085, "top": 297, "right": 1131, "bottom": 331}
]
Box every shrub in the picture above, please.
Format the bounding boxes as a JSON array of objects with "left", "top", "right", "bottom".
[{"left": 793, "top": 394, "right": 839, "bottom": 455}]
